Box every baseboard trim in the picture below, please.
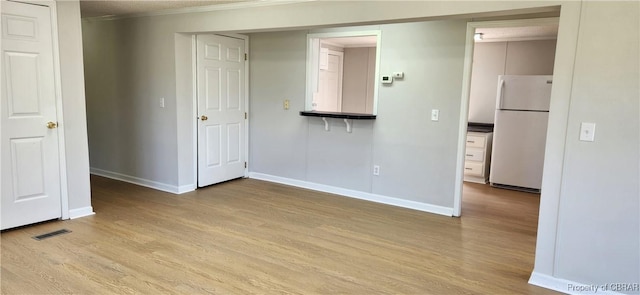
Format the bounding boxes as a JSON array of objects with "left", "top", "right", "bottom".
[
  {"left": 90, "top": 168, "right": 182, "bottom": 194},
  {"left": 249, "top": 172, "right": 453, "bottom": 217},
  {"left": 68, "top": 206, "right": 95, "bottom": 219},
  {"left": 529, "top": 272, "right": 625, "bottom": 295},
  {"left": 177, "top": 184, "right": 197, "bottom": 194}
]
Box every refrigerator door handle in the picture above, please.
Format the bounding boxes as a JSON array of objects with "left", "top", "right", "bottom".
[{"left": 496, "top": 78, "right": 505, "bottom": 110}]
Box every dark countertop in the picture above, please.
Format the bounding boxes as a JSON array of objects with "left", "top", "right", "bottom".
[
  {"left": 300, "top": 111, "right": 377, "bottom": 120},
  {"left": 468, "top": 122, "right": 494, "bottom": 133}
]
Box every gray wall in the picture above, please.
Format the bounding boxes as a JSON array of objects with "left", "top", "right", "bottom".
[
  {"left": 80, "top": 1, "right": 638, "bottom": 291},
  {"left": 249, "top": 31, "right": 309, "bottom": 180},
  {"left": 553, "top": 1, "right": 639, "bottom": 285},
  {"left": 56, "top": 0, "right": 92, "bottom": 214},
  {"left": 249, "top": 20, "right": 466, "bottom": 207},
  {"left": 468, "top": 40, "right": 556, "bottom": 123},
  {"left": 81, "top": 0, "right": 562, "bottom": 192},
  {"left": 83, "top": 18, "right": 179, "bottom": 187}
]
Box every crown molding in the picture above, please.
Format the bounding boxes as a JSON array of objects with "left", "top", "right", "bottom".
[
  {"left": 82, "top": 0, "right": 315, "bottom": 22},
  {"left": 476, "top": 36, "right": 557, "bottom": 43}
]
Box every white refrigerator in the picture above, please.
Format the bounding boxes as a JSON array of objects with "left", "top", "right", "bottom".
[{"left": 489, "top": 75, "right": 553, "bottom": 192}]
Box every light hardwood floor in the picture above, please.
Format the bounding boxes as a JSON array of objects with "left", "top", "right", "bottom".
[{"left": 1, "top": 176, "right": 558, "bottom": 294}]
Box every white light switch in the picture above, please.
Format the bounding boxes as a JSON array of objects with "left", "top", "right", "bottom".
[
  {"left": 431, "top": 109, "right": 439, "bottom": 121},
  {"left": 159, "top": 97, "right": 165, "bottom": 108},
  {"left": 579, "top": 122, "right": 596, "bottom": 142}
]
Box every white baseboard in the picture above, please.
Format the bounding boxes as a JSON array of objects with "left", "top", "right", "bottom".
[
  {"left": 68, "top": 206, "right": 95, "bottom": 219},
  {"left": 177, "top": 184, "right": 197, "bottom": 194},
  {"left": 90, "top": 167, "right": 191, "bottom": 194},
  {"left": 249, "top": 172, "right": 453, "bottom": 217},
  {"left": 529, "top": 272, "right": 626, "bottom": 295}
]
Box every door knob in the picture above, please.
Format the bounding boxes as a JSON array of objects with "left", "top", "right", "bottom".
[
  {"left": 47, "top": 122, "right": 57, "bottom": 129},
  {"left": 200, "top": 115, "right": 208, "bottom": 121}
]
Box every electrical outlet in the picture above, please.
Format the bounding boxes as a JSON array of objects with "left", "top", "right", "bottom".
[
  {"left": 373, "top": 165, "right": 380, "bottom": 176},
  {"left": 284, "top": 99, "right": 290, "bottom": 110}
]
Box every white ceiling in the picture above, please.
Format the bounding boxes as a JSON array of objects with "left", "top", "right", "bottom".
[
  {"left": 475, "top": 24, "right": 559, "bottom": 42},
  {"left": 79, "top": 1, "right": 559, "bottom": 44},
  {"left": 79, "top": 0, "right": 255, "bottom": 18}
]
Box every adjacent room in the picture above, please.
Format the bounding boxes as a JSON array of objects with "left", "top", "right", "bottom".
[
  {"left": 1, "top": 1, "right": 638, "bottom": 294},
  {"left": 461, "top": 21, "right": 558, "bottom": 236}
]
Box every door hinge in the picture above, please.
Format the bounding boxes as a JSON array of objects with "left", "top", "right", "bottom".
[
  {"left": 244, "top": 53, "right": 248, "bottom": 61},
  {"left": 245, "top": 112, "right": 247, "bottom": 119},
  {"left": 244, "top": 162, "right": 247, "bottom": 168}
]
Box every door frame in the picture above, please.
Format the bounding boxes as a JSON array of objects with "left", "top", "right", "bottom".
[
  {"left": 0, "top": 0, "right": 69, "bottom": 219},
  {"left": 452, "top": 17, "right": 560, "bottom": 217},
  {"left": 191, "top": 33, "right": 250, "bottom": 187}
]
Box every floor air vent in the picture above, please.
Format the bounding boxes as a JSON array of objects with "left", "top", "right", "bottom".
[{"left": 32, "top": 229, "right": 72, "bottom": 241}]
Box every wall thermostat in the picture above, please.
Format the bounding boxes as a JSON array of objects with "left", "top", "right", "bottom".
[{"left": 381, "top": 75, "right": 393, "bottom": 84}]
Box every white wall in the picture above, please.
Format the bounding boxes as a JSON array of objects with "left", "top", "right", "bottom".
[
  {"left": 80, "top": 1, "right": 638, "bottom": 293},
  {"left": 553, "top": 1, "right": 639, "bottom": 286},
  {"left": 532, "top": 1, "right": 639, "bottom": 292},
  {"left": 56, "top": 0, "right": 92, "bottom": 216},
  {"left": 174, "top": 33, "right": 196, "bottom": 192},
  {"left": 504, "top": 40, "right": 556, "bottom": 75}
]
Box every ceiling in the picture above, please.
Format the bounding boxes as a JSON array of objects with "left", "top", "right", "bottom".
[
  {"left": 80, "top": 0, "right": 256, "bottom": 18},
  {"left": 475, "top": 24, "right": 559, "bottom": 42},
  {"left": 79, "top": 1, "right": 559, "bottom": 44}
]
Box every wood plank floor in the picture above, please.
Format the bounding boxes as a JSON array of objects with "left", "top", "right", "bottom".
[{"left": 1, "top": 176, "right": 558, "bottom": 294}]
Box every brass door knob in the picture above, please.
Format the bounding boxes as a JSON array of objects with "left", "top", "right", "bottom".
[
  {"left": 47, "top": 122, "right": 57, "bottom": 129},
  {"left": 200, "top": 115, "right": 208, "bottom": 121}
]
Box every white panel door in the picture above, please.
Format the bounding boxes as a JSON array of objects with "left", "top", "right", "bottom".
[
  {"left": 1, "top": 1, "right": 62, "bottom": 230},
  {"left": 315, "top": 50, "right": 343, "bottom": 112},
  {"left": 196, "top": 34, "right": 246, "bottom": 187}
]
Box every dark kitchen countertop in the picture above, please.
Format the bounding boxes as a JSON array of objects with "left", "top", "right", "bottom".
[
  {"left": 300, "top": 111, "right": 376, "bottom": 120},
  {"left": 467, "top": 122, "right": 494, "bottom": 133}
]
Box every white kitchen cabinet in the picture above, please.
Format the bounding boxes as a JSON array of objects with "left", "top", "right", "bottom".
[
  {"left": 464, "top": 132, "right": 493, "bottom": 184},
  {"left": 468, "top": 40, "right": 557, "bottom": 124}
]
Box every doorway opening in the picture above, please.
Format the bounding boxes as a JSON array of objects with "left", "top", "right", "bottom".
[{"left": 454, "top": 18, "right": 560, "bottom": 217}]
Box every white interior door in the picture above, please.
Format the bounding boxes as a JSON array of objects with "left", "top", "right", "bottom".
[
  {"left": 196, "top": 34, "right": 246, "bottom": 187},
  {"left": 1, "top": 1, "right": 62, "bottom": 230},
  {"left": 315, "top": 50, "right": 343, "bottom": 112}
]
